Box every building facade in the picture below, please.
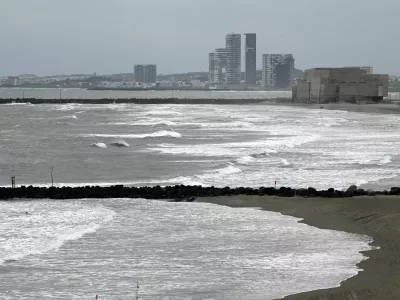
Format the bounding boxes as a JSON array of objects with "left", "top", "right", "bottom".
[
  {"left": 360, "top": 66, "right": 373, "bottom": 74},
  {"left": 292, "top": 67, "right": 389, "bottom": 103},
  {"left": 262, "top": 54, "right": 294, "bottom": 88},
  {"left": 134, "top": 64, "right": 157, "bottom": 83},
  {"left": 7, "top": 76, "right": 20, "bottom": 86},
  {"left": 245, "top": 33, "right": 256, "bottom": 85},
  {"left": 225, "top": 34, "right": 242, "bottom": 84}
]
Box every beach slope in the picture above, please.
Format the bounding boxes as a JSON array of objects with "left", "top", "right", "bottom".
[{"left": 198, "top": 195, "right": 400, "bottom": 300}]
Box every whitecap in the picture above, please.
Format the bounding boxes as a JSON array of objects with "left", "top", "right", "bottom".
[
  {"left": 91, "top": 142, "right": 107, "bottom": 149},
  {"left": 0, "top": 201, "right": 115, "bottom": 265},
  {"left": 143, "top": 110, "right": 182, "bottom": 116},
  {"left": 59, "top": 115, "right": 77, "bottom": 120},
  {"left": 378, "top": 156, "right": 392, "bottom": 165},
  {"left": 110, "top": 140, "right": 130, "bottom": 147},
  {"left": 84, "top": 130, "right": 182, "bottom": 139},
  {"left": 236, "top": 155, "right": 256, "bottom": 165},
  {"left": 216, "top": 165, "right": 242, "bottom": 175}
]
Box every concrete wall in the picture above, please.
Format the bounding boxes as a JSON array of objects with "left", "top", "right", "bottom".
[{"left": 295, "top": 68, "right": 389, "bottom": 103}]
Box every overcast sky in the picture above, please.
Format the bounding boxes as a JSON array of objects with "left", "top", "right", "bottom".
[{"left": 1, "top": 0, "right": 399, "bottom": 76}]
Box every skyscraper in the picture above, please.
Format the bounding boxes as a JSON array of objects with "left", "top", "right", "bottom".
[
  {"left": 245, "top": 33, "right": 256, "bottom": 85},
  {"left": 225, "top": 34, "right": 241, "bottom": 84},
  {"left": 134, "top": 64, "right": 157, "bottom": 83},
  {"left": 262, "top": 54, "right": 294, "bottom": 88}
]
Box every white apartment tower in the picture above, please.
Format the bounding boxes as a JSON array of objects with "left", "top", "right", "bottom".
[
  {"left": 225, "top": 34, "right": 242, "bottom": 84},
  {"left": 262, "top": 54, "right": 295, "bottom": 88},
  {"left": 209, "top": 53, "right": 223, "bottom": 84},
  {"left": 134, "top": 64, "right": 157, "bottom": 83},
  {"left": 209, "top": 48, "right": 227, "bottom": 84}
]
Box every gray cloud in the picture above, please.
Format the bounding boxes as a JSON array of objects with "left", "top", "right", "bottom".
[{"left": 1, "top": 0, "right": 398, "bottom": 76}]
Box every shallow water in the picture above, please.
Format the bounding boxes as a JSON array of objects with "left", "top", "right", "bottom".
[{"left": 0, "top": 198, "right": 373, "bottom": 300}]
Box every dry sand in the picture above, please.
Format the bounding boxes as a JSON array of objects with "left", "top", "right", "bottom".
[{"left": 198, "top": 195, "right": 400, "bottom": 300}]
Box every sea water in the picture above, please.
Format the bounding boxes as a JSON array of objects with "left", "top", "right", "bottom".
[
  {"left": 1, "top": 100, "right": 400, "bottom": 189},
  {"left": 0, "top": 198, "right": 373, "bottom": 300}
]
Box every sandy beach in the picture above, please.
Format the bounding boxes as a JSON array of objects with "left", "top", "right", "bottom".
[{"left": 198, "top": 195, "right": 400, "bottom": 300}]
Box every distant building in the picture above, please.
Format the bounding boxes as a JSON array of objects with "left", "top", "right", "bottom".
[
  {"left": 209, "top": 53, "right": 218, "bottom": 84},
  {"left": 275, "top": 63, "right": 291, "bottom": 89},
  {"left": 134, "top": 64, "right": 157, "bottom": 83},
  {"left": 209, "top": 49, "right": 227, "bottom": 84},
  {"left": 215, "top": 48, "right": 227, "bottom": 69},
  {"left": 225, "top": 34, "right": 241, "bottom": 84},
  {"left": 360, "top": 66, "right": 373, "bottom": 74},
  {"left": 262, "top": 54, "right": 295, "bottom": 88},
  {"left": 245, "top": 33, "right": 256, "bottom": 85},
  {"left": 7, "top": 76, "right": 20, "bottom": 86},
  {"left": 292, "top": 67, "right": 389, "bottom": 103}
]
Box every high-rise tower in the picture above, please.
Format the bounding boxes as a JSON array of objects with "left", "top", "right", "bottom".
[
  {"left": 225, "top": 34, "right": 241, "bottom": 84},
  {"left": 245, "top": 33, "right": 256, "bottom": 85}
]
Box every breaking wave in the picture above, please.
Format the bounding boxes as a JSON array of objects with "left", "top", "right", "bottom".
[
  {"left": 110, "top": 140, "right": 130, "bottom": 147},
  {"left": 236, "top": 155, "right": 256, "bottom": 165},
  {"left": 0, "top": 201, "right": 115, "bottom": 265},
  {"left": 91, "top": 142, "right": 107, "bottom": 149},
  {"left": 85, "top": 130, "right": 182, "bottom": 139}
]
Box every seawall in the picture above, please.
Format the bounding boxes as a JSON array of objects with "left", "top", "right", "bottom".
[{"left": 1, "top": 185, "right": 399, "bottom": 200}]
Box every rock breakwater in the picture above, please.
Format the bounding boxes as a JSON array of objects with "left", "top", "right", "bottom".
[{"left": 0, "top": 185, "right": 399, "bottom": 201}]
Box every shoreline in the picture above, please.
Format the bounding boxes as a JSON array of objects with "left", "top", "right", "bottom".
[
  {"left": 261, "top": 100, "right": 400, "bottom": 115},
  {"left": 198, "top": 195, "right": 400, "bottom": 300}
]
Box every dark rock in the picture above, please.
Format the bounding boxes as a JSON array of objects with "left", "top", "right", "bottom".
[{"left": 347, "top": 185, "right": 358, "bottom": 193}]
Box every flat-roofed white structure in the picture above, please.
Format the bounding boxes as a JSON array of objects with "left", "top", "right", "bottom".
[
  {"left": 293, "top": 67, "right": 388, "bottom": 103},
  {"left": 225, "top": 34, "right": 241, "bottom": 84}
]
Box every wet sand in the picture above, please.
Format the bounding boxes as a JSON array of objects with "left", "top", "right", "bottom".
[{"left": 198, "top": 195, "right": 400, "bottom": 300}]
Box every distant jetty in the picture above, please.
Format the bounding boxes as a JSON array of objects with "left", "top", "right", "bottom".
[
  {"left": 0, "top": 184, "right": 398, "bottom": 201},
  {"left": 0, "top": 98, "right": 287, "bottom": 105}
]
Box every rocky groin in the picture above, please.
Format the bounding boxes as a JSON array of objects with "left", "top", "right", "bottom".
[
  {"left": 0, "top": 98, "right": 282, "bottom": 105},
  {"left": 0, "top": 184, "right": 398, "bottom": 201}
]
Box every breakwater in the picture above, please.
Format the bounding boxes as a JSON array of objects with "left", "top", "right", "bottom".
[
  {"left": 1, "top": 185, "right": 399, "bottom": 201},
  {"left": 0, "top": 98, "right": 283, "bottom": 105}
]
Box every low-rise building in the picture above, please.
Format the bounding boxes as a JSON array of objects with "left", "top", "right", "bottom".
[{"left": 292, "top": 67, "right": 388, "bottom": 103}]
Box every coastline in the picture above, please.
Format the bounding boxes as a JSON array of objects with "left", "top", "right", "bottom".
[
  {"left": 198, "top": 195, "right": 400, "bottom": 300},
  {"left": 261, "top": 100, "right": 400, "bottom": 115}
]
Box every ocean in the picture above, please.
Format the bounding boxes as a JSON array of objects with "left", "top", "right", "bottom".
[
  {"left": 0, "top": 198, "right": 372, "bottom": 300},
  {"left": 0, "top": 95, "right": 400, "bottom": 189},
  {"left": 1, "top": 88, "right": 396, "bottom": 299}
]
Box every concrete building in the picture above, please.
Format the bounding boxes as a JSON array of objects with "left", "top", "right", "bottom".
[
  {"left": 209, "top": 48, "right": 228, "bottom": 85},
  {"left": 225, "top": 34, "right": 241, "bottom": 84},
  {"left": 360, "top": 66, "right": 373, "bottom": 74},
  {"left": 7, "top": 76, "right": 20, "bottom": 86},
  {"left": 275, "top": 63, "right": 291, "bottom": 89},
  {"left": 215, "top": 48, "right": 227, "bottom": 69},
  {"left": 292, "top": 67, "right": 389, "bottom": 103},
  {"left": 262, "top": 54, "right": 294, "bottom": 88},
  {"left": 134, "top": 64, "right": 157, "bottom": 83},
  {"left": 245, "top": 33, "right": 256, "bottom": 85}
]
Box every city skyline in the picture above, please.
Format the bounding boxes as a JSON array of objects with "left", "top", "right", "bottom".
[{"left": 1, "top": 0, "right": 400, "bottom": 76}]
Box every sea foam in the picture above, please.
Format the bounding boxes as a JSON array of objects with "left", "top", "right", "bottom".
[{"left": 0, "top": 201, "right": 115, "bottom": 265}]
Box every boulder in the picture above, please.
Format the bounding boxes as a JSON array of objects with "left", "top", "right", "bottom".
[
  {"left": 296, "top": 188, "right": 308, "bottom": 197},
  {"left": 308, "top": 187, "right": 317, "bottom": 196},
  {"left": 347, "top": 185, "right": 358, "bottom": 193},
  {"left": 390, "top": 187, "right": 400, "bottom": 195}
]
